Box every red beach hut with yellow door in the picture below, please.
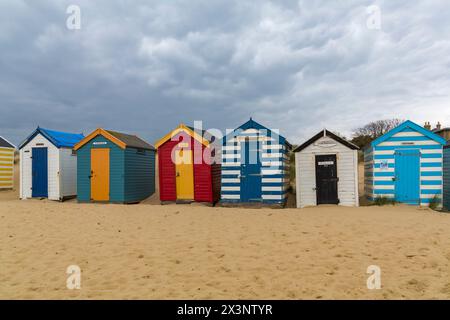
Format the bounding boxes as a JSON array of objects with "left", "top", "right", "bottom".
[{"left": 155, "top": 124, "right": 221, "bottom": 204}]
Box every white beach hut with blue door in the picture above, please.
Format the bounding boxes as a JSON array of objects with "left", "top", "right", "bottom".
[
  {"left": 364, "top": 120, "right": 446, "bottom": 206},
  {"left": 19, "top": 127, "right": 84, "bottom": 201},
  {"left": 220, "top": 118, "right": 292, "bottom": 205}
]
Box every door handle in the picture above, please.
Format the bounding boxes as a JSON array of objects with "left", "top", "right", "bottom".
[{"left": 176, "top": 172, "right": 180, "bottom": 177}]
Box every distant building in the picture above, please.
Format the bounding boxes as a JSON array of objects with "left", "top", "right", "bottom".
[{"left": 424, "top": 122, "right": 450, "bottom": 142}]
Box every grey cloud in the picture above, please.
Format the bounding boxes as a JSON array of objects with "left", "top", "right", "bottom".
[{"left": 0, "top": 0, "right": 449, "bottom": 146}]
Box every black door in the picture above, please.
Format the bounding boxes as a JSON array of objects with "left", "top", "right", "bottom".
[{"left": 315, "top": 154, "right": 339, "bottom": 205}]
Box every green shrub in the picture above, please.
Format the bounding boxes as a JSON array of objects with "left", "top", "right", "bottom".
[
  {"left": 428, "top": 195, "right": 441, "bottom": 211},
  {"left": 373, "top": 196, "right": 397, "bottom": 206}
]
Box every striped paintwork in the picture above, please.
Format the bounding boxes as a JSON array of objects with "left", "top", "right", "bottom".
[
  {"left": 444, "top": 146, "right": 450, "bottom": 211},
  {"left": 364, "top": 121, "right": 446, "bottom": 206},
  {"left": 0, "top": 146, "right": 15, "bottom": 189},
  {"left": 220, "top": 119, "right": 291, "bottom": 204}
]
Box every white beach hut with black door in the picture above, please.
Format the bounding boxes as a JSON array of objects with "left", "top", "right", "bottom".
[{"left": 294, "top": 129, "right": 360, "bottom": 208}]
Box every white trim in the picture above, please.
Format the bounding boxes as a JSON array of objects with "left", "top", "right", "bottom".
[
  {"left": 222, "top": 170, "right": 240, "bottom": 175},
  {"left": 421, "top": 176, "right": 442, "bottom": 181},
  {"left": 222, "top": 178, "right": 240, "bottom": 183},
  {"left": 222, "top": 146, "right": 241, "bottom": 151},
  {"left": 222, "top": 186, "right": 240, "bottom": 191},
  {"left": 221, "top": 194, "right": 240, "bottom": 199},
  {"left": 263, "top": 144, "right": 282, "bottom": 150},
  {"left": 222, "top": 162, "right": 241, "bottom": 167},
  {"left": 392, "top": 131, "right": 424, "bottom": 137},
  {"left": 420, "top": 185, "right": 442, "bottom": 190},
  {"left": 421, "top": 167, "right": 442, "bottom": 172},
  {"left": 262, "top": 194, "right": 284, "bottom": 200},
  {"left": 378, "top": 140, "right": 440, "bottom": 147},
  {"left": 262, "top": 186, "right": 284, "bottom": 192},
  {"left": 262, "top": 178, "right": 283, "bottom": 183}
]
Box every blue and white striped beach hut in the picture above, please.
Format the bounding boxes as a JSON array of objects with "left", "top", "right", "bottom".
[
  {"left": 444, "top": 144, "right": 450, "bottom": 211},
  {"left": 221, "top": 118, "right": 292, "bottom": 205},
  {"left": 364, "top": 120, "right": 447, "bottom": 206}
]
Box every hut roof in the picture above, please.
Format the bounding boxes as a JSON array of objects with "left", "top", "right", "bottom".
[
  {"left": 154, "top": 124, "right": 210, "bottom": 149},
  {"left": 74, "top": 128, "right": 154, "bottom": 151},
  {"left": 293, "top": 129, "right": 359, "bottom": 153},
  {"left": 223, "top": 118, "right": 292, "bottom": 149},
  {"left": 370, "top": 120, "right": 447, "bottom": 148},
  {"left": 0, "top": 136, "right": 15, "bottom": 149},
  {"left": 19, "top": 127, "right": 84, "bottom": 149}
]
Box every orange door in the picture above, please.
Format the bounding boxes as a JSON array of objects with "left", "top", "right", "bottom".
[{"left": 91, "top": 149, "right": 110, "bottom": 201}]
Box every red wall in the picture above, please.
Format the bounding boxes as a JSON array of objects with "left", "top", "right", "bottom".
[
  {"left": 158, "top": 131, "right": 220, "bottom": 203},
  {"left": 194, "top": 143, "right": 212, "bottom": 202},
  {"left": 158, "top": 138, "right": 178, "bottom": 201}
]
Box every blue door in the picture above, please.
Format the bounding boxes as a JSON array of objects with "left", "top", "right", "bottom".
[
  {"left": 394, "top": 149, "right": 420, "bottom": 204},
  {"left": 32, "top": 148, "right": 48, "bottom": 198},
  {"left": 240, "top": 138, "right": 262, "bottom": 202}
]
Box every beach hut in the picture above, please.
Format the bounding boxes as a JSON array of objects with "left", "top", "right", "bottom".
[
  {"left": 364, "top": 120, "right": 447, "bottom": 206},
  {"left": 221, "top": 118, "right": 292, "bottom": 206},
  {"left": 74, "top": 128, "right": 156, "bottom": 203},
  {"left": 0, "top": 136, "right": 16, "bottom": 190},
  {"left": 155, "top": 124, "right": 221, "bottom": 204},
  {"left": 293, "top": 129, "right": 359, "bottom": 208},
  {"left": 444, "top": 145, "right": 450, "bottom": 211},
  {"left": 19, "top": 127, "right": 84, "bottom": 200}
]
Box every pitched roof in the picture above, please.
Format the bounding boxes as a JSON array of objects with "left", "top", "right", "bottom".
[
  {"left": 434, "top": 127, "right": 450, "bottom": 134},
  {"left": 223, "top": 118, "right": 292, "bottom": 148},
  {"left": 370, "top": 120, "right": 447, "bottom": 147},
  {"left": 74, "top": 128, "right": 154, "bottom": 151},
  {"left": 0, "top": 136, "right": 15, "bottom": 149},
  {"left": 293, "top": 129, "right": 359, "bottom": 152},
  {"left": 106, "top": 130, "right": 155, "bottom": 150},
  {"left": 154, "top": 124, "right": 210, "bottom": 149},
  {"left": 19, "top": 127, "right": 84, "bottom": 149}
]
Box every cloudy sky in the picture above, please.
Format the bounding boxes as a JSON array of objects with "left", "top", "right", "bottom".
[{"left": 1, "top": 0, "right": 449, "bottom": 146}]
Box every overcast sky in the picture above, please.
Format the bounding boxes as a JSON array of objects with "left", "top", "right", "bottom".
[{"left": 1, "top": 0, "right": 449, "bottom": 146}]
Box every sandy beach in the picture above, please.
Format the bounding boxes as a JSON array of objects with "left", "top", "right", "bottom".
[{"left": 1, "top": 164, "right": 450, "bottom": 299}]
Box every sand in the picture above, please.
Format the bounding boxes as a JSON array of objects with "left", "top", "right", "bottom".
[{"left": 1, "top": 164, "right": 450, "bottom": 299}]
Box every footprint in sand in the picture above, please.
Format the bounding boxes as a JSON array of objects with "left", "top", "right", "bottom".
[{"left": 406, "top": 279, "right": 428, "bottom": 293}]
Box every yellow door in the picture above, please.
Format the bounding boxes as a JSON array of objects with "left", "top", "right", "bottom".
[
  {"left": 91, "top": 149, "right": 110, "bottom": 201},
  {"left": 175, "top": 148, "right": 194, "bottom": 200}
]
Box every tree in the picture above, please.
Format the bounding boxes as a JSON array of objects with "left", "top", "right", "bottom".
[{"left": 351, "top": 119, "right": 404, "bottom": 149}]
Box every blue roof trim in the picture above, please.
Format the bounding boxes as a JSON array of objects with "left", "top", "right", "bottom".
[
  {"left": 371, "top": 120, "right": 447, "bottom": 147},
  {"left": 19, "top": 127, "right": 84, "bottom": 149},
  {"left": 222, "top": 118, "right": 292, "bottom": 148}
]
